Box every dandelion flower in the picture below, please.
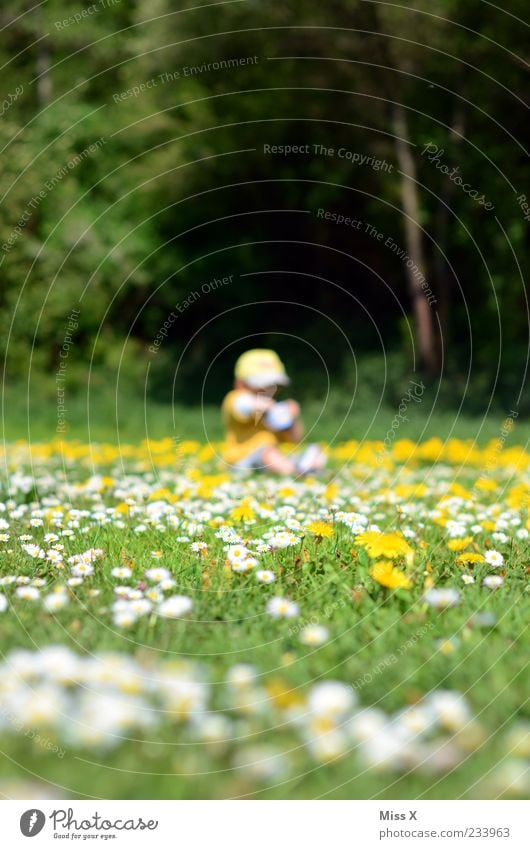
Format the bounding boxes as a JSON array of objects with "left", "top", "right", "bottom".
[
  {"left": 370, "top": 560, "right": 411, "bottom": 590},
  {"left": 455, "top": 552, "right": 485, "bottom": 565},
  {"left": 447, "top": 537, "right": 473, "bottom": 551},
  {"left": 307, "top": 521, "right": 333, "bottom": 538},
  {"left": 355, "top": 531, "right": 412, "bottom": 560}
]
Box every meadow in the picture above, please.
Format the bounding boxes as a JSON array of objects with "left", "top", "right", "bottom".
[{"left": 0, "top": 400, "right": 529, "bottom": 800}]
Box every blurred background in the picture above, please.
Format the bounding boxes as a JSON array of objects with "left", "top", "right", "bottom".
[{"left": 0, "top": 0, "right": 528, "bottom": 442}]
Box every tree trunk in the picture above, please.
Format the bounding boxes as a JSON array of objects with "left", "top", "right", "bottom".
[
  {"left": 35, "top": 7, "right": 52, "bottom": 107},
  {"left": 392, "top": 102, "right": 439, "bottom": 375},
  {"left": 434, "top": 102, "right": 466, "bottom": 357}
]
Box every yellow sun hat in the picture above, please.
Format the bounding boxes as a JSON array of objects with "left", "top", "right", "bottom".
[{"left": 234, "top": 349, "right": 290, "bottom": 389}]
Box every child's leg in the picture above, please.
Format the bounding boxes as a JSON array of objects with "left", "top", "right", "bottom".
[{"left": 261, "top": 445, "right": 297, "bottom": 475}]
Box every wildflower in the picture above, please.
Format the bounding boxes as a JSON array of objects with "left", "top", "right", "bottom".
[
  {"left": 225, "top": 544, "right": 249, "bottom": 565},
  {"left": 22, "top": 544, "right": 45, "bottom": 558},
  {"left": 256, "top": 570, "right": 276, "bottom": 584},
  {"left": 145, "top": 567, "right": 170, "bottom": 583},
  {"left": 370, "top": 560, "right": 411, "bottom": 590},
  {"left": 232, "top": 557, "right": 258, "bottom": 574},
  {"left": 455, "top": 552, "right": 485, "bottom": 565},
  {"left": 307, "top": 521, "right": 333, "bottom": 538},
  {"left": 426, "top": 690, "right": 471, "bottom": 731},
  {"left": 113, "top": 608, "right": 138, "bottom": 628},
  {"left": 484, "top": 550, "right": 504, "bottom": 568},
  {"left": 423, "top": 588, "right": 460, "bottom": 608},
  {"left": 111, "top": 567, "right": 132, "bottom": 579},
  {"left": 268, "top": 531, "right": 299, "bottom": 549},
  {"left": 43, "top": 592, "right": 69, "bottom": 612},
  {"left": 46, "top": 549, "right": 63, "bottom": 564},
  {"left": 308, "top": 681, "right": 355, "bottom": 718},
  {"left": 71, "top": 563, "right": 94, "bottom": 577},
  {"left": 0, "top": 593, "right": 7, "bottom": 612},
  {"left": 447, "top": 537, "right": 472, "bottom": 551},
  {"left": 266, "top": 597, "right": 299, "bottom": 619},
  {"left": 483, "top": 575, "right": 503, "bottom": 589},
  {"left": 355, "top": 531, "right": 412, "bottom": 560},
  {"left": 191, "top": 541, "right": 208, "bottom": 553},
  {"left": 299, "top": 624, "right": 329, "bottom": 646},
  {"left": 461, "top": 574, "right": 475, "bottom": 585},
  {"left": 158, "top": 595, "right": 193, "bottom": 619},
  {"left": 15, "top": 586, "right": 40, "bottom": 601}
]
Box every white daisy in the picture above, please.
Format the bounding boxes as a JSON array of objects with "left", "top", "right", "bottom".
[
  {"left": 483, "top": 575, "right": 503, "bottom": 589},
  {"left": 484, "top": 550, "right": 504, "bottom": 568},
  {"left": 266, "top": 596, "right": 299, "bottom": 619},
  {"left": 256, "top": 570, "right": 276, "bottom": 584},
  {"left": 158, "top": 595, "right": 193, "bottom": 619}
]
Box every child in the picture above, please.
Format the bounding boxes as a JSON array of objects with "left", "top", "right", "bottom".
[{"left": 221, "top": 349, "right": 326, "bottom": 475}]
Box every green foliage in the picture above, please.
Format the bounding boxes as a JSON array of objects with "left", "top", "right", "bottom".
[{"left": 0, "top": 0, "right": 528, "bottom": 404}]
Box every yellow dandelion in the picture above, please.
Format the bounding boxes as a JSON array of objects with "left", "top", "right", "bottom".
[
  {"left": 307, "top": 521, "right": 333, "bottom": 538},
  {"left": 355, "top": 530, "right": 412, "bottom": 560},
  {"left": 447, "top": 537, "right": 473, "bottom": 551},
  {"left": 456, "top": 552, "right": 485, "bottom": 565},
  {"left": 230, "top": 504, "right": 256, "bottom": 522},
  {"left": 370, "top": 560, "right": 412, "bottom": 590}
]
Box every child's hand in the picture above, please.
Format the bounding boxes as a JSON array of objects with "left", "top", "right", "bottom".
[
  {"left": 253, "top": 394, "right": 275, "bottom": 413},
  {"left": 285, "top": 399, "right": 300, "bottom": 419}
]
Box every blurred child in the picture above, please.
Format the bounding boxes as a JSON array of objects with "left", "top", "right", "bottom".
[{"left": 221, "top": 349, "right": 326, "bottom": 475}]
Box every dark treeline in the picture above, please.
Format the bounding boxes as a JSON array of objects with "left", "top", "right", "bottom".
[{"left": 0, "top": 0, "right": 528, "bottom": 408}]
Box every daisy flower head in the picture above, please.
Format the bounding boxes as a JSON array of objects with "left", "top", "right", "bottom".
[
  {"left": 43, "top": 591, "right": 69, "bottom": 612},
  {"left": 484, "top": 550, "right": 504, "bottom": 568},
  {"left": 232, "top": 556, "right": 258, "bottom": 574},
  {"left": 71, "top": 563, "right": 94, "bottom": 577},
  {"left": 268, "top": 531, "right": 299, "bottom": 549},
  {"left": 113, "top": 608, "right": 138, "bottom": 628},
  {"left": 423, "top": 587, "right": 460, "bottom": 609},
  {"left": 256, "top": 570, "right": 276, "bottom": 584},
  {"left": 158, "top": 595, "right": 193, "bottom": 619},
  {"left": 461, "top": 574, "right": 475, "bottom": 585},
  {"left": 266, "top": 596, "right": 299, "bottom": 619},
  {"left": 145, "top": 567, "right": 170, "bottom": 583},
  {"left": 225, "top": 544, "right": 249, "bottom": 565},
  {"left": 483, "top": 575, "right": 504, "bottom": 589},
  {"left": 308, "top": 681, "right": 356, "bottom": 718},
  {"left": 299, "top": 624, "right": 329, "bottom": 646},
  {"left": 22, "top": 543, "right": 45, "bottom": 559},
  {"left": 15, "top": 586, "right": 40, "bottom": 601},
  {"left": 111, "top": 566, "right": 132, "bottom": 579}
]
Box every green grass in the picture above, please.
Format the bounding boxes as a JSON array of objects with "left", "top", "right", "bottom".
[{"left": 3, "top": 377, "right": 530, "bottom": 446}]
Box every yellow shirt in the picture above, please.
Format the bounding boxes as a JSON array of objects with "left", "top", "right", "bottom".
[{"left": 221, "top": 390, "right": 278, "bottom": 464}]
